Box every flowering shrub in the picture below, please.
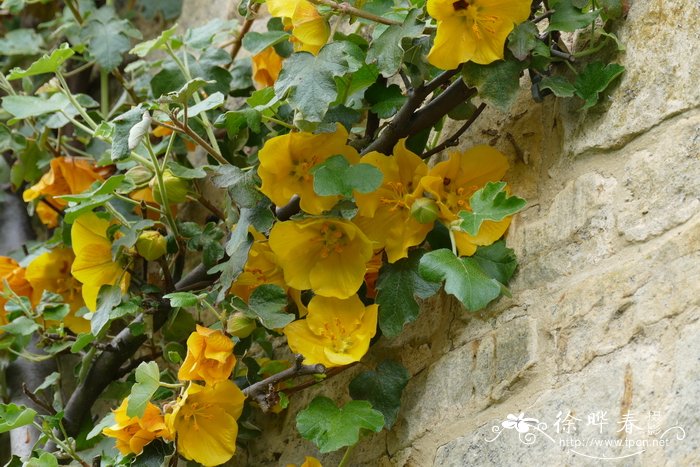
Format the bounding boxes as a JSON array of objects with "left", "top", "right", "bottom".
[{"left": 0, "top": 0, "right": 624, "bottom": 464}]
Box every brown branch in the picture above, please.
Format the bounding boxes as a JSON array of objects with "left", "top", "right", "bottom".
[
  {"left": 283, "top": 362, "right": 357, "bottom": 395},
  {"left": 230, "top": 3, "right": 261, "bottom": 61},
  {"left": 420, "top": 102, "right": 487, "bottom": 159},
  {"left": 111, "top": 68, "right": 140, "bottom": 104},
  {"left": 22, "top": 383, "right": 57, "bottom": 416},
  {"left": 160, "top": 119, "right": 228, "bottom": 166},
  {"left": 309, "top": 0, "right": 401, "bottom": 26},
  {"left": 243, "top": 355, "right": 326, "bottom": 412}
]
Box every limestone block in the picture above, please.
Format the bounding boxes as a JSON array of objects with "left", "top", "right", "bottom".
[
  {"left": 616, "top": 112, "right": 700, "bottom": 242},
  {"left": 561, "top": 0, "right": 700, "bottom": 155}
]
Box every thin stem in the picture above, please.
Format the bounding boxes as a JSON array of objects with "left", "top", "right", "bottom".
[
  {"left": 532, "top": 10, "right": 553, "bottom": 23},
  {"left": 100, "top": 68, "right": 109, "bottom": 118},
  {"left": 62, "top": 60, "right": 95, "bottom": 77},
  {"left": 261, "top": 115, "right": 295, "bottom": 130},
  {"left": 421, "top": 102, "right": 487, "bottom": 159},
  {"left": 449, "top": 227, "right": 458, "bottom": 256},
  {"left": 338, "top": 445, "right": 355, "bottom": 467},
  {"left": 309, "top": 0, "right": 401, "bottom": 26},
  {"left": 64, "top": 0, "right": 84, "bottom": 24},
  {"left": 159, "top": 381, "right": 183, "bottom": 389},
  {"left": 104, "top": 202, "right": 130, "bottom": 226},
  {"left": 59, "top": 111, "right": 94, "bottom": 136},
  {"left": 186, "top": 194, "right": 225, "bottom": 220},
  {"left": 56, "top": 71, "right": 99, "bottom": 130},
  {"left": 32, "top": 422, "right": 90, "bottom": 467},
  {"left": 230, "top": 3, "right": 261, "bottom": 61},
  {"left": 113, "top": 193, "right": 162, "bottom": 214},
  {"left": 145, "top": 139, "right": 180, "bottom": 239},
  {"left": 111, "top": 68, "right": 140, "bottom": 104},
  {"left": 157, "top": 116, "right": 228, "bottom": 165},
  {"left": 202, "top": 299, "right": 225, "bottom": 325}
]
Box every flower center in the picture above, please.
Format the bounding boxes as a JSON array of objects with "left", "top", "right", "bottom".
[
  {"left": 379, "top": 182, "right": 410, "bottom": 211},
  {"left": 289, "top": 157, "right": 318, "bottom": 183},
  {"left": 181, "top": 401, "right": 213, "bottom": 430},
  {"left": 452, "top": 0, "right": 469, "bottom": 11},
  {"left": 320, "top": 318, "right": 353, "bottom": 353},
  {"left": 318, "top": 223, "right": 348, "bottom": 258}
]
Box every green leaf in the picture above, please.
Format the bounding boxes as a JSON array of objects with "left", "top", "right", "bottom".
[
  {"left": 90, "top": 285, "right": 123, "bottom": 337},
  {"left": 2, "top": 93, "right": 98, "bottom": 125},
  {"left": 6, "top": 43, "right": 74, "bottom": 79},
  {"left": 185, "top": 18, "right": 236, "bottom": 49},
  {"left": 25, "top": 453, "right": 58, "bottom": 467},
  {"left": 311, "top": 154, "right": 383, "bottom": 197},
  {"left": 365, "top": 82, "right": 407, "bottom": 119},
  {"left": 210, "top": 165, "right": 264, "bottom": 208},
  {"left": 375, "top": 249, "right": 440, "bottom": 337},
  {"left": 296, "top": 397, "right": 384, "bottom": 453},
  {"left": 349, "top": 361, "right": 409, "bottom": 428},
  {"left": 242, "top": 31, "right": 290, "bottom": 55},
  {"left": 458, "top": 181, "right": 526, "bottom": 235},
  {"left": 163, "top": 292, "right": 200, "bottom": 308},
  {"left": 127, "top": 362, "right": 160, "bottom": 418},
  {"left": 472, "top": 240, "right": 518, "bottom": 285},
  {"left": 507, "top": 22, "right": 539, "bottom": 61},
  {"left": 0, "top": 28, "right": 44, "bottom": 56},
  {"left": 58, "top": 175, "right": 126, "bottom": 203},
  {"left": 335, "top": 64, "right": 379, "bottom": 108},
  {"left": 130, "top": 25, "right": 179, "bottom": 57},
  {"left": 111, "top": 106, "right": 146, "bottom": 161},
  {"left": 547, "top": 0, "right": 600, "bottom": 32},
  {"left": 215, "top": 109, "right": 262, "bottom": 137},
  {"left": 162, "top": 78, "right": 213, "bottom": 105},
  {"left": 0, "top": 404, "right": 37, "bottom": 434},
  {"left": 462, "top": 59, "right": 525, "bottom": 111},
  {"left": 245, "top": 284, "right": 294, "bottom": 329},
  {"left": 366, "top": 9, "right": 424, "bottom": 77},
  {"left": 539, "top": 75, "right": 576, "bottom": 97},
  {"left": 574, "top": 62, "right": 625, "bottom": 109},
  {"left": 35, "top": 372, "right": 60, "bottom": 392},
  {"left": 183, "top": 92, "right": 224, "bottom": 118},
  {"left": 166, "top": 162, "right": 207, "bottom": 179},
  {"left": 419, "top": 249, "right": 502, "bottom": 311},
  {"left": 212, "top": 234, "right": 253, "bottom": 302},
  {"left": 81, "top": 6, "right": 141, "bottom": 71},
  {"left": 86, "top": 412, "right": 115, "bottom": 440},
  {"left": 70, "top": 333, "right": 95, "bottom": 353},
  {"left": 0, "top": 316, "right": 39, "bottom": 336},
  {"left": 275, "top": 41, "right": 364, "bottom": 122},
  {"left": 599, "top": 0, "right": 623, "bottom": 21}
]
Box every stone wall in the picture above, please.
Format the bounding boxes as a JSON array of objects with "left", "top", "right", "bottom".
[{"left": 181, "top": 0, "right": 700, "bottom": 465}]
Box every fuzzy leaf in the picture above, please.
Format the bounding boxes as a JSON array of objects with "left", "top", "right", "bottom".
[
  {"left": 6, "top": 43, "right": 74, "bottom": 79},
  {"left": 547, "top": 0, "right": 599, "bottom": 32},
  {"left": 472, "top": 240, "right": 518, "bottom": 285},
  {"left": 244, "top": 284, "right": 293, "bottom": 329},
  {"left": 163, "top": 292, "right": 200, "bottom": 308},
  {"left": 462, "top": 59, "right": 525, "bottom": 111},
  {"left": 574, "top": 62, "right": 625, "bottom": 109},
  {"left": 375, "top": 249, "right": 440, "bottom": 337},
  {"left": 419, "top": 249, "right": 502, "bottom": 311},
  {"left": 507, "top": 22, "right": 539, "bottom": 61},
  {"left": 242, "top": 31, "right": 290, "bottom": 55},
  {"left": 111, "top": 106, "right": 146, "bottom": 161},
  {"left": 0, "top": 404, "right": 37, "bottom": 433},
  {"left": 458, "top": 181, "right": 526, "bottom": 235},
  {"left": 366, "top": 9, "right": 423, "bottom": 77},
  {"left": 539, "top": 75, "right": 576, "bottom": 97},
  {"left": 127, "top": 362, "right": 160, "bottom": 418},
  {"left": 296, "top": 397, "right": 384, "bottom": 453},
  {"left": 349, "top": 361, "right": 409, "bottom": 428},
  {"left": 311, "top": 154, "right": 383, "bottom": 197}
]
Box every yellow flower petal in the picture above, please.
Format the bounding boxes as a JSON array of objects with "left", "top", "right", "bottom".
[
  {"left": 178, "top": 325, "right": 236, "bottom": 385},
  {"left": 252, "top": 47, "right": 284, "bottom": 88}
]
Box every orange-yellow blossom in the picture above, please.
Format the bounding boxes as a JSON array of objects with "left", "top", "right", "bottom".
[
  {"left": 0, "top": 257, "right": 32, "bottom": 329},
  {"left": 269, "top": 218, "right": 373, "bottom": 299},
  {"left": 354, "top": 139, "right": 434, "bottom": 263},
  {"left": 102, "top": 398, "right": 171, "bottom": 455},
  {"left": 421, "top": 145, "right": 511, "bottom": 256},
  {"left": 267, "top": 0, "right": 330, "bottom": 55},
  {"left": 426, "top": 0, "right": 530, "bottom": 69},
  {"left": 25, "top": 248, "right": 89, "bottom": 334},
  {"left": 284, "top": 294, "right": 378, "bottom": 367},
  {"left": 22, "top": 156, "right": 107, "bottom": 228},
  {"left": 178, "top": 325, "right": 236, "bottom": 386},
  {"left": 70, "top": 212, "right": 130, "bottom": 311},
  {"left": 166, "top": 380, "right": 245, "bottom": 466},
  {"left": 258, "top": 124, "right": 360, "bottom": 215},
  {"left": 252, "top": 47, "right": 284, "bottom": 88}
]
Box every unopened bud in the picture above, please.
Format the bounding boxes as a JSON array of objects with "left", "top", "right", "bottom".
[
  {"left": 124, "top": 165, "right": 154, "bottom": 189},
  {"left": 136, "top": 230, "right": 168, "bottom": 261},
  {"left": 150, "top": 170, "right": 190, "bottom": 204},
  {"left": 227, "top": 313, "right": 256, "bottom": 339},
  {"left": 410, "top": 197, "right": 439, "bottom": 224}
]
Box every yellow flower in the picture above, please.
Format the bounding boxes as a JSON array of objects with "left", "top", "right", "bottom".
[
  {"left": 166, "top": 380, "right": 246, "bottom": 466},
  {"left": 102, "top": 398, "right": 171, "bottom": 456},
  {"left": 267, "top": 0, "right": 329, "bottom": 55},
  {"left": 269, "top": 218, "right": 373, "bottom": 299},
  {"left": 426, "top": 0, "right": 530, "bottom": 69},
  {"left": 287, "top": 457, "right": 323, "bottom": 467},
  {"left": 25, "top": 248, "right": 89, "bottom": 334},
  {"left": 0, "top": 257, "right": 33, "bottom": 328},
  {"left": 252, "top": 47, "right": 284, "bottom": 89},
  {"left": 178, "top": 325, "right": 236, "bottom": 386},
  {"left": 284, "top": 295, "right": 378, "bottom": 367},
  {"left": 22, "top": 157, "right": 107, "bottom": 228},
  {"left": 421, "top": 145, "right": 511, "bottom": 256},
  {"left": 354, "top": 140, "right": 434, "bottom": 263},
  {"left": 70, "top": 212, "right": 130, "bottom": 311},
  {"left": 230, "top": 230, "right": 287, "bottom": 302},
  {"left": 258, "top": 124, "right": 360, "bottom": 215}
]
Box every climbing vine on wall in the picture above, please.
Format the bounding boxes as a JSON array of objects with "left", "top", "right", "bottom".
[{"left": 0, "top": 0, "right": 624, "bottom": 465}]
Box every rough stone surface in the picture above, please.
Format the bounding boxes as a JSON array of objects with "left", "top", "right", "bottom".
[{"left": 174, "top": 0, "right": 700, "bottom": 464}]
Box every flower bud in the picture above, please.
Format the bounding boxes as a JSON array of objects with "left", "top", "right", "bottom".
[
  {"left": 227, "top": 313, "right": 256, "bottom": 339},
  {"left": 150, "top": 170, "right": 190, "bottom": 204},
  {"left": 124, "top": 165, "right": 154, "bottom": 189},
  {"left": 136, "top": 230, "right": 168, "bottom": 261},
  {"left": 410, "top": 197, "right": 439, "bottom": 224}
]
